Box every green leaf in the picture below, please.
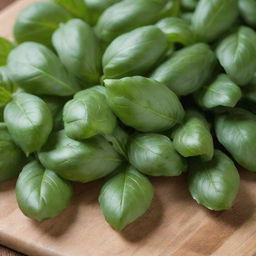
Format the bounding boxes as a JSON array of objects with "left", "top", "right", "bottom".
[
  {"left": 0, "top": 66, "right": 17, "bottom": 93},
  {"left": 105, "top": 76, "right": 185, "bottom": 132},
  {"left": 99, "top": 165, "right": 154, "bottom": 231},
  {"left": 14, "top": 1, "right": 73, "bottom": 48},
  {"left": 151, "top": 43, "right": 216, "bottom": 96},
  {"left": 53, "top": 0, "right": 90, "bottom": 22},
  {"left": 4, "top": 92, "right": 53, "bottom": 155},
  {"left": 0, "top": 87, "right": 12, "bottom": 107},
  {"left": 215, "top": 108, "right": 256, "bottom": 172},
  {"left": 128, "top": 133, "right": 186, "bottom": 176},
  {"left": 63, "top": 86, "right": 117, "bottom": 140},
  {"left": 181, "top": 0, "right": 199, "bottom": 10},
  {"left": 239, "top": 0, "right": 256, "bottom": 28},
  {"left": 195, "top": 74, "right": 242, "bottom": 109},
  {"left": 38, "top": 130, "right": 122, "bottom": 183},
  {"left": 102, "top": 26, "right": 168, "bottom": 79},
  {"left": 216, "top": 26, "right": 256, "bottom": 86},
  {"left": 156, "top": 17, "right": 195, "bottom": 45},
  {"left": 0, "top": 37, "right": 14, "bottom": 66},
  {"left": 172, "top": 110, "right": 214, "bottom": 160},
  {"left": 0, "top": 123, "right": 26, "bottom": 182},
  {"left": 188, "top": 150, "right": 240, "bottom": 211},
  {"left": 95, "top": 0, "right": 180, "bottom": 43},
  {"left": 192, "top": 0, "right": 239, "bottom": 42},
  {"left": 16, "top": 160, "right": 72, "bottom": 221},
  {"left": 52, "top": 19, "right": 102, "bottom": 86},
  {"left": 7, "top": 42, "right": 80, "bottom": 96},
  {"left": 243, "top": 73, "right": 256, "bottom": 103}
]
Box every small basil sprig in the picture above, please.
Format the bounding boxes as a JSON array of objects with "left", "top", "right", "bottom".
[
  {"left": 0, "top": 37, "right": 14, "bottom": 66},
  {"left": 156, "top": 17, "right": 195, "bottom": 46},
  {"left": 4, "top": 92, "right": 53, "bottom": 156},
  {"left": 95, "top": 0, "right": 180, "bottom": 43},
  {"left": 52, "top": 19, "right": 102, "bottom": 86},
  {"left": 105, "top": 76, "right": 185, "bottom": 132},
  {"left": 151, "top": 43, "right": 216, "bottom": 96},
  {"left": 215, "top": 108, "right": 256, "bottom": 172},
  {"left": 99, "top": 165, "right": 154, "bottom": 231},
  {"left": 195, "top": 74, "right": 242, "bottom": 109},
  {"left": 239, "top": 0, "right": 256, "bottom": 28},
  {"left": 102, "top": 26, "right": 168, "bottom": 79},
  {"left": 0, "top": 123, "right": 26, "bottom": 183},
  {"left": 16, "top": 160, "right": 72, "bottom": 221},
  {"left": 216, "top": 26, "right": 256, "bottom": 86},
  {"left": 192, "top": 0, "right": 239, "bottom": 42},
  {"left": 128, "top": 133, "right": 187, "bottom": 176},
  {"left": 189, "top": 150, "right": 240, "bottom": 211},
  {"left": 38, "top": 130, "right": 122, "bottom": 183},
  {"left": 7, "top": 42, "right": 80, "bottom": 96},
  {"left": 14, "top": 2, "right": 72, "bottom": 48},
  {"left": 171, "top": 110, "right": 214, "bottom": 161}
]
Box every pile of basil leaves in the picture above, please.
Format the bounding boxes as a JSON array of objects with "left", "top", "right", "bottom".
[{"left": 0, "top": 0, "right": 255, "bottom": 231}]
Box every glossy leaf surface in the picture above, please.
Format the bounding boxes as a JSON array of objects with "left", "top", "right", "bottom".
[
  {"left": 105, "top": 76, "right": 185, "bottom": 132},
  {"left": 216, "top": 26, "right": 256, "bottom": 86},
  {"left": 189, "top": 150, "right": 240, "bottom": 211},
  {"left": 4, "top": 92, "right": 53, "bottom": 155},
  {"left": 7, "top": 42, "right": 80, "bottom": 96},
  {"left": 128, "top": 133, "right": 186, "bottom": 176},
  {"left": 16, "top": 160, "right": 72, "bottom": 221},
  {"left": 151, "top": 43, "right": 216, "bottom": 96},
  {"left": 99, "top": 165, "right": 154, "bottom": 231},
  {"left": 38, "top": 131, "right": 122, "bottom": 183},
  {"left": 215, "top": 108, "right": 256, "bottom": 171},
  {"left": 52, "top": 19, "right": 102, "bottom": 86},
  {"left": 102, "top": 26, "right": 168, "bottom": 79}
]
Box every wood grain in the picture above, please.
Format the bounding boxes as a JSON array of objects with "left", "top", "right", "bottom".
[{"left": 1, "top": 1, "right": 256, "bottom": 256}]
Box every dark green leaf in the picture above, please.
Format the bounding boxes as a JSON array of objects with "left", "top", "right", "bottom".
[
  {"left": 52, "top": 19, "right": 102, "bottom": 86},
  {"left": 16, "top": 160, "right": 72, "bottom": 221},
  {"left": 189, "top": 150, "right": 240, "bottom": 211},
  {"left": 0, "top": 37, "right": 14, "bottom": 66},
  {"left": 4, "top": 92, "right": 53, "bottom": 155},
  {"left": 99, "top": 165, "right": 154, "bottom": 231},
  {"left": 105, "top": 76, "right": 185, "bottom": 132},
  {"left": 239, "top": 0, "right": 256, "bottom": 28},
  {"left": 151, "top": 43, "right": 216, "bottom": 96},
  {"left": 38, "top": 130, "right": 122, "bottom": 183},
  {"left": 216, "top": 26, "right": 256, "bottom": 86},
  {"left": 215, "top": 108, "right": 256, "bottom": 171},
  {"left": 7, "top": 42, "right": 80, "bottom": 96},
  {"left": 181, "top": 0, "right": 199, "bottom": 10},
  {"left": 128, "top": 133, "right": 186, "bottom": 176}
]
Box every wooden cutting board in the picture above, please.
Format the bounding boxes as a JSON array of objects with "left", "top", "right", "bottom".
[{"left": 1, "top": 1, "right": 256, "bottom": 256}]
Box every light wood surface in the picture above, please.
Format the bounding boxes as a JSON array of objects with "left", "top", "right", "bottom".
[{"left": 1, "top": 1, "right": 256, "bottom": 256}]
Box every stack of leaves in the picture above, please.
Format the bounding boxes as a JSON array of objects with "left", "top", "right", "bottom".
[{"left": 0, "top": 0, "right": 255, "bottom": 231}]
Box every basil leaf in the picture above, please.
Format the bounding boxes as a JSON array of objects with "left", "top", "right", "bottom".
[
  {"left": 239, "top": 0, "right": 256, "bottom": 28},
  {"left": 172, "top": 110, "right": 214, "bottom": 160},
  {"left": 16, "top": 160, "right": 72, "bottom": 221},
  {"left": 0, "top": 37, "right": 14, "bottom": 66},
  {"left": 63, "top": 86, "right": 117, "bottom": 140},
  {"left": 192, "top": 0, "right": 239, "bottom": 42},
  {"left": 156, "top": 17, "right": 195, "bottom": 45},
  {"left": 53, "top": 0, "right": 90, "bottom": 22},
  {"left": 243, "top": 74, "right": 256, "bottom": 103},
  {"left": 151, "top": 43, "right": 216, "bottom": 96},
  {"left": 195, "top": 74, "right": 242, "bottom": 109},
  {"left": 95, "top": 0, "right": 180, "bottom": 43},
  {"left": 181, "top": 0, "right": 198, "bottom": 10},
  {"left": 0, "top": 66, "right": 17, "bottom": 93},
  {"left": 215, "top": 108, "right": 256, "bottom": 172},
  {"left": 216, "top": 26, "right": 256, "bottom": 86},
  {"left": 0, "top": 123, "right": 25, "bottom": 182},
  {"left": 4, "top": 92, "right": 53, "bottom": 155},
  {"left": 85, "top": 0, "right": 122, "bottom": 25},
  {"left": 128, "top": 133, "right": 186, "bottom": 176},
  {"left": 105, "top": 76, "right": 185, "bottom": 132},
  {"left": 14, "top": 2, "right": 73, "bottom": 48},
  {"left": 7, "top": 42, "right": 80, "bottom": 96},
  {"left": 38, "top": 130, "right": 122, "bottom": 183},
  {"left": 102, "top": 26, "right": 168, "bottom": 79},
  {"left": 188, "top": 150, "right": 240, "bottom": 211},
  {"left": 99, "top": 165, "right": 154, "bottom": 231},
  {"left": 52, "top": 19, "right": 102, "bottom": 86}
]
